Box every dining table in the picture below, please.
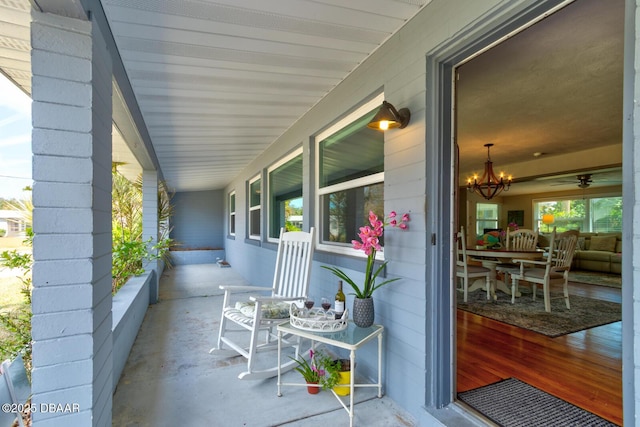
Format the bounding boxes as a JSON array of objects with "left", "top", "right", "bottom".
[{"left": 465, "top": 246, "right": 545, "bottom": 299}]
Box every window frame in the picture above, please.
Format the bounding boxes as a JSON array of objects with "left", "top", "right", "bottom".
[
  {"left": 533, "top": 191, "right": 622, "bottom": 233},
  {"left": 248, "top": 174, "right": 261, "bottom": 240},
  {"left": 314, "top": 93, "right": 385, "bottom": 258},
  {"left": 228, "top": 190, "right": 236, "bottom": 237},
  {"left": 475, "top": 202, "right": 499, "bottom": 235},
  {"left": 267, "top": 147, "right": 304, "bottom": 243}
]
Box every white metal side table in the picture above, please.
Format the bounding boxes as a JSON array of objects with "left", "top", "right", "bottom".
[{"left": 276, "top": 321, "right": 384, "bottom": 427}]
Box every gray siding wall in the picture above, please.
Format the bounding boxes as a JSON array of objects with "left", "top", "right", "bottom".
[
  {"left": 171, "top": 190, "right": 224, "bottom": 249},
  {"left": 224, "top": 1, "right": 639, "bottom": 424},
  {"left": 223, "top": 0, "right": 507, "bottom": 421}
]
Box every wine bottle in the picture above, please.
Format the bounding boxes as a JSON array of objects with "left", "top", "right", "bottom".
[{"left": 334, "top": 280, "right": 345, "bottom": 319}]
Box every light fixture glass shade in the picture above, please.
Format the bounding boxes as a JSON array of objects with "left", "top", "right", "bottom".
[
  {"left": 542, "top": 214, "right": 555, "bottom": 225},
  {"left": 367, "top": 101, "right": 411, "bottom": 130},
  {"left": 467, "top": 143, "right": 512, "bottom": 200}
]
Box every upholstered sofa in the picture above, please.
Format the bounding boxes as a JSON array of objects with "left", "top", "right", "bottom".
[{"left": 539, "top": 232, "right": 622, "bottom": 274}]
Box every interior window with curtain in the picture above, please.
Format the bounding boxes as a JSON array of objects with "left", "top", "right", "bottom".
[{"left": 268, "top": 150, "right": 303, "bottom": 239}]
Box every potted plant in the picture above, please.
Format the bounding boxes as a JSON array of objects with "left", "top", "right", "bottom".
[
  {"left": 329, "top": 358, "right": 352, "bottom": 396},
  {"left": 290, "top": 350, "right": 323, "bottom": 394},
  {"left": 322, "top": 211, "right": 410, "bottom": 327},
  {"left": 290, "top": 349, "right": 340, "bottom": 394}
]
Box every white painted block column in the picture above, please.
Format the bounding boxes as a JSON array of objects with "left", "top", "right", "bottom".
[
  {"left": 142, "top": 169, "right": 160, "bottom": 303},
  {"left": 30, "top": 11, "right": 113, "bottom": 427}
]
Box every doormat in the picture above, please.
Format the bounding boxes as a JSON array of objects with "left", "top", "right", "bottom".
[
  {"left": 457, "top": 290, "right": 621, "bottom": 337},
  {"left": 458, "top": 378, "right": 619, "bottom": 427},
  {"left": 569, "top": 270, "right": 621, "bottom": 288}
]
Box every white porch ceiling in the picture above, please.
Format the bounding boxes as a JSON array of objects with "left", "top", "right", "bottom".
[
  {"left": 0, "top": 0, "right": 624, "bottom": 196},
  {"left": 101, "top": 0, "right": 430, "bottom": 192}
]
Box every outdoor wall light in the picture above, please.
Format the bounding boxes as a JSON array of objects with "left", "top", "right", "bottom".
[{"left": 367, "top": 101, "right": 411, "bottom": 130}]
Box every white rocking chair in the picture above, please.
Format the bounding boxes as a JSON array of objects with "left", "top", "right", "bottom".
[{"left": 210, "top": 227, "right": 315, "bottom": 380}]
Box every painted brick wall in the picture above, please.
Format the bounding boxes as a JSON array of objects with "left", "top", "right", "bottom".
[
  {"left": 31, "top": 11, "right": 113, "bottom": 427},
  {"left": 142, "top": 170, "right": 160, "bottom": 303}
]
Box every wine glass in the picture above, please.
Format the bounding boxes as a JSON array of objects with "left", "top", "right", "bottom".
[
  {"left": 304, "top": 297, "right": 315, "bottom": 310},
  {"left": 321, "top": 297, "right": 331, "bottom": 317}
]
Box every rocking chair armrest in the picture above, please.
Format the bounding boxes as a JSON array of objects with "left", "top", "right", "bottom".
[
  {"left": 218, "top": 284, "right": 274, "bottom": 293},
  {"left": 249, "top": 295, "right": 300, "bottom": 304}
]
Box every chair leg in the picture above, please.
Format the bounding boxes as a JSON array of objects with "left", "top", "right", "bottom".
[
  {"left": 563, "top": 281, "right": 570, "bottom": 309},
  {"left": 215, "top": 291, "right": 231, "bottom": 350},
  {"left": 543, "top": 282, "right": 551, "bottom": 312},
  {"left": 485, "top": 276, "right": 491, "bottom": 300},
  {"left": 463, "top": 277, "right": 468, "bottom": 303},
  {"left": 511, "top": 276, "right": 517, "bottom": 304},
  {"left": 245, "top": 302, "right": 263, "bottom": 375}
]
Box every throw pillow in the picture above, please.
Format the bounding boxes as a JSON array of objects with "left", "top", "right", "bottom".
[
  {"left": 235, "top": 301, "right": 291, "bottom": 319},
  {"left": 537, "top": 234, "right": 550, "bottom": 248},
  {"left": 589, "top": 235, "right": 617, "bottom": 252}
]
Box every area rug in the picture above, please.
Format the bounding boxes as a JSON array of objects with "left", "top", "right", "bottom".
[
  {"left": 457, "top": 290, "right": 621, "bottom": 337},
  {"left": 458, "top": 378, "right": 618, "bottom": 427},
  {"left": 569, "top": 270, "right": 621, "bottom": 288}
]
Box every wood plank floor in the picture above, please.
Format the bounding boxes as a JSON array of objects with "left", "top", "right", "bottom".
[{"left": 456, "top": 282, "right": 622, "bottom": 426}]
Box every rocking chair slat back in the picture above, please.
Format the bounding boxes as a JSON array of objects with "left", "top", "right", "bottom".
[{"left": 273, "top": 228, "right": 315, "bottom": 299}]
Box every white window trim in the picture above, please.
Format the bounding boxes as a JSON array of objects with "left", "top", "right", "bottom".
[
  {"left": 248, "top": 174, "right": 261, "bottom": 240},
  {"left": 532, "top": 191, "right": 622, "bottom": 232},
  {"left": 229, "top": 190, "right": 236, "bottom": 236},
  {"left": 314, "top": 93, "right": 385, "bottom": 258},
  {"left": 267, "top": 147, "right": 303, "bottom": 243}
]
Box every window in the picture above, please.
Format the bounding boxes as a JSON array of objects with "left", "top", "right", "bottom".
[
  {"left": 248, "top": 175, "right": 261, "bottom": 239},
  {"left": 534, "top": 195, "right": 622, "bottom": 233},
  {"left": 229, "top": 191, "right": 236, "bottom": 236},
  {"left": 476, "top": 203, "right": 498, "bottom": 235},
  {"left": 316, "top": 94, "right": 385, "bottom": 254},
  {"left": 268, "top": 149, "right": 303, "bottom": 239}
]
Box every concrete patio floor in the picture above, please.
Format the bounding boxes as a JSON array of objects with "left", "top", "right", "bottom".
[{"left": 112, "top": 264, "right": 418, "bottom": 427}]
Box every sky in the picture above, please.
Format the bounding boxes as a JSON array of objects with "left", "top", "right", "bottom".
[{"left": 0, "top": 74, "right": 32, "bottom": 200}]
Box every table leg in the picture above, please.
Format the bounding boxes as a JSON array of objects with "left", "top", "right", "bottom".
[
  {"left": 349, "top": 349, "right": 355, "bottom": 427},
  {"left": 277, "top": 330, "right": 282, "bottom": 397},
  {"left": 377, "top": 333, "right": 382, "bottom": 398},
  {"left": 468, "top": 260, "right": 513, "bottom": 297}
]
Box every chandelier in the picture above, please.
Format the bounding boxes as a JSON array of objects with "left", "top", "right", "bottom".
[{"left": 467, "top": 143, "right": 512, "bottom": 200}]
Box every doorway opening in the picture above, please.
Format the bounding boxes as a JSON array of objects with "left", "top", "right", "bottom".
[{"left": 451, "top": 0, "right": 623, "bottom": 424}]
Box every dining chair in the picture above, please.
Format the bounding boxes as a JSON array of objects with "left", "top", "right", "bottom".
[
  {"left": 509, "top": 230, "right": 578, "bottom": 311},
  {"left": 456, "top": 226, "right": 491, "bottom": 302},
  {"left": 210, "top": 227, "right": 315, "bottom": 380},
  {"left": 496, "top": 228, "right": 539, "bottom": 295}
]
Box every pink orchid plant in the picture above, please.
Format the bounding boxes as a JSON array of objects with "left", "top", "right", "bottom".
[{"left": 322, "top": 211, "right": 410, "bottom": 299}]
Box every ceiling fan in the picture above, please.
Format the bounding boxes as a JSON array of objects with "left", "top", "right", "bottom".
[{"left": 577, "top": 174, "right": 592, "bottom": 188}]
